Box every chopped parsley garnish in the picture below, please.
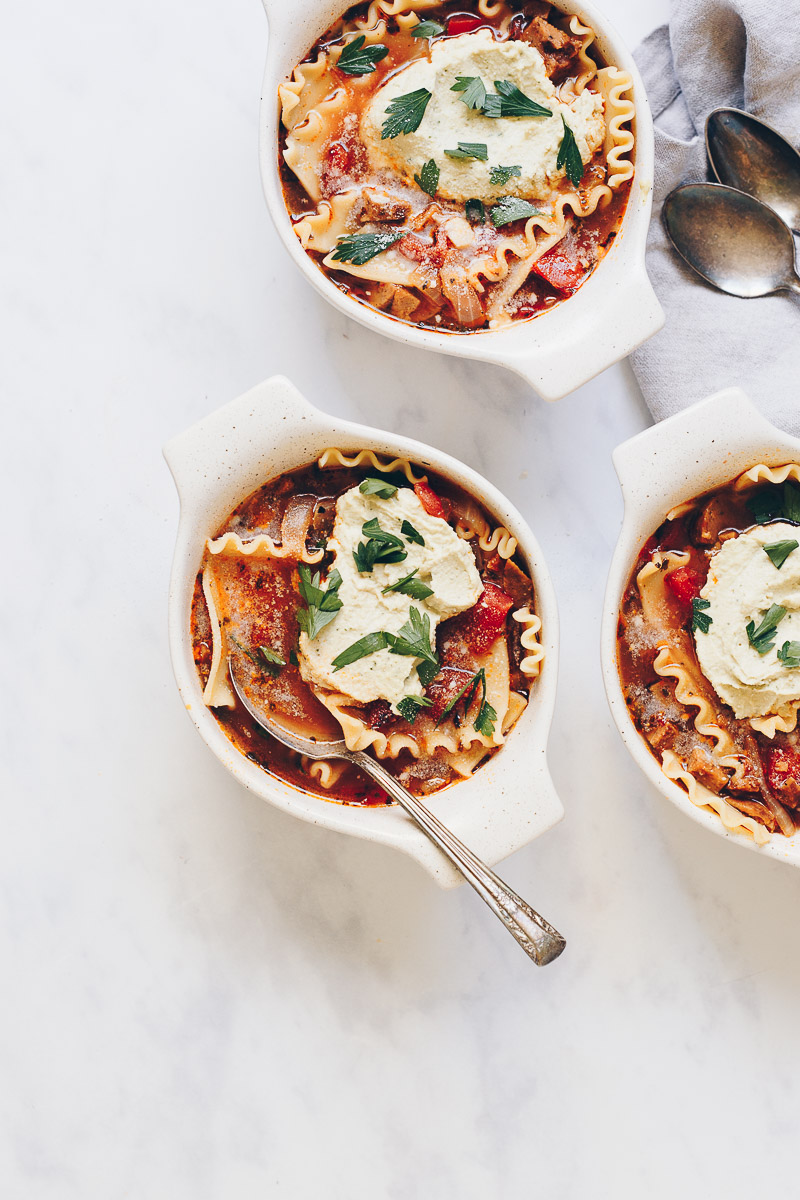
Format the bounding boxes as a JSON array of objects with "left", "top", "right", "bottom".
[
  {"left": 331, "top": 606, "right": 439, "bottom": 683},
  {"left": 331, "top": 231, "right": 404, "bottom": 265},
  {"left": 400, "top": 519, "right": 424, "bottom": 546},
  {"left": 411, "top": 19, "right": 444, "bottom": 38},
  {"left": 779, "top": 640, "right": 800, "bottom": 668},
  {"left": 382, "top": 568, "right": 434, "bottom": 600},
  {"left": 444, "top": 141, "right": 488, "bottom": 162},
  {"left": 336, "top": 35, "right": 388, "bottom": 76},
  {"left": 437, "top": 668, "right": 497, "bottom": 737},
  {"left": 353, "top": 518, "right": 408, "bottom": 572},
  {"left": 690, "top": 596, "right": 712, "bottom": 634},
  {"left": 396, "top": 695, "right": 433, "bottom": 723},
  {"left": 489, "top": 164, "right": 522, "bottom": 186},
  {"left": 295, "top": 565, "right": 343, "bottom": 640},
  {"left": 414, "top": 158, "right": 440, "bottom": 197},
  {"left": 487, "top": 80, "right": 551, "bottom": 119},
  {"left": 231, "top": 636, "right": 285, "bottom": 677},
  {"left": 361, "top": 518, "right": 404, "bottom": 547},
  {"left": 747, "top": 603, "right": 787, "bottom": 655},
  {"left": 381, "top": 88, "right": 432, "bottom": 139},
  {"left": 451, "top": 76, "right": 488, "bottom": 111},
  {"left": 747, "top": 480, "right": 800, "bottom": 525},
  {"left": 332, "top": 631, "right": 393, "bottom": 670},
  {"left": 465, "top": 198, "right": 486, "bottom": 225},
  {"left": 289, "top": 649, "right": 300, "bottom": 667},
  {"left": 359, "top": 476, "right": 398, "bottom": 498},
  {"left": 490, "top": 196, "right": 542, "bottom": 227},
  {"left": 764, "top": 538, "right": 799, "bottom": 569},
  {"left": 557, "top": 116, "right": 584, "bottom": 186}
]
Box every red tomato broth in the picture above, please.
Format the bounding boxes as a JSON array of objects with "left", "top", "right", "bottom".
[
  {"left": 191, "top": 457, "right": 539, "bottom": 806},
  {"left": 277, "top": 1, "right": 633, "bottom": 332}
]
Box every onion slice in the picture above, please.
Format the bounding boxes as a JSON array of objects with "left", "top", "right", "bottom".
[
  {"left": 440, "top": 264, "right": 485, "bottom": 328},
  {"left": 280, "top": 494, "right": 317, "bottom": 557}
]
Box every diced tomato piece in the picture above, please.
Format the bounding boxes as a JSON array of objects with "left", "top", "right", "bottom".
[
  {"left": 765, "top": 746, "right": 800, "bottom": 806},
  {"left": 462, "top": 583, "right": 514, "bottom": 654},
  {"left": 326, "top": 141, "right": 352, "bottom": 173},
  {"left": 414, "top": 479, "right": 451, "bottom": 521},
  {"left": 365, "top": 699, "right": 396, "bottom": 731},
  {"left": 531, "top": 246, "right": 586, "bottom": 292},
  {"left": 447, "top": 14, "right": 486, "bottom": 35},
  {"left": 665, "top": 566, "right": 704, "bottom": 607}
]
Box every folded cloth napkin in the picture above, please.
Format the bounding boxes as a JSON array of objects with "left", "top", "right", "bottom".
[{"left": 631, "top": 0, "right": 800, "bottom": 432}]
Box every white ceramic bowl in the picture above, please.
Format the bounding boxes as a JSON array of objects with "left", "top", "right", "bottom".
[
  {"left": 602, "top": 386, "right": 800, "bottom": 867},
  {"left": 257, "top": 0, "right": 664, "bottom": 402},
  {"left": 164, "top": 375, "right": 563, "bottom": 887}
]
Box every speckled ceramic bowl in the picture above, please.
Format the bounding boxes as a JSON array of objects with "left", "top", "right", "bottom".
[
  {"left": 602, "top": 386, "right": 800, "bottom": 867},
  {"left": 258, "top": 0, "right": 664, "bottom": 402},
  {"left": 164, "top": 375, "right": 562, "bottom": 888}
]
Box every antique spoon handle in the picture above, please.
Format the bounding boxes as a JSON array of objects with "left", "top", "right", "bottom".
[{"left": 352, "top": 751, "right": 566, "bottom": 966}]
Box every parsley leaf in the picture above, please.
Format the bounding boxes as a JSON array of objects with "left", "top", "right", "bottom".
[
  {"left": 490, "top": 197, "right": 542, "bottom": 227},
  {"left": 451, "top": 76, "right": 488, "bottom": 110},
  {"left": 784, "top": 481, "right": 800, "bottom": 523},
  {"left": 444, "top": 141, "right": 488, "bottom": 162},
  {"left": 332, "top": 632, "right": 393, "bottom": 670},
  {"left": 382, "top": 568, "right": 434, "bottom": 600},
  {"left": 474, "top": 698, "right": 498, "bottom": 737},
  {"left": 361, "top": 518, "right": 404, "bottom": 548},
  {"left": 779, "top": 640, "right": 800, "bottom": 668},
  {"left": 691, "top": 596, "right": 712, "bottom": 634},
  {"left": 748, "top": 481, "right": 800, "bottom": 525},
  {"left": 557, "top": 116, "right": 584, "bottom": 187},
  {"left": 414, "top": 158, "right": 440, "bottom": 197},
  {"left": 764, "top": 539, "right": 799, "bottom": 569},
  {"left": 747, "top": 604, "right": 787, "bottom": 655},
  {"left": 359, "top": 476, "right": 398, "bottom": 498},
  {"left": 396, "top": 695, "right": 433, "bottom": 723},
  {"left": 490, "top": 164, "right": 522, "bottom": 186},
  {"left": 231, "top": 636, "right": 285, "bottom": 678},
  {"left": 437, "top": 668, "right": 496, "bottom": 737},
  {"left": 331, "top": 231, "right": 404, "bottom": 265},
  {"left": 400, "top": 519, "right": 424, "bottom": 546},
  {"left": 381, "top": 88, "right": 432, "bottom": 139},
  {"left": 490, "top": 80, "right": 551, "bottom": 118},
  {"left": 465, "top": 198, "right": 486, "bottom": 225},
  {"left": 389, "top": 607, "right": 439, "bottom": 678},
  {"left": 353, "top": 519, "right": 408, "bottom": 572},
  {"left": 336, "top": 35, "right": 388, "bottom": 76},
  {"left": 295, "top": 566, "right": 343, "bottom": 640},
  {"left": 411, "top": 19, "right": 444, "bottom": 38},
  {"left": 289, "top": 649, "right": 299, "bottom": 667}
]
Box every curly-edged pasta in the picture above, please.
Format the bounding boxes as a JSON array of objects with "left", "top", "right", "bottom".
[{"left": 277, "top": 1, "right": 635, "bottom": 332}]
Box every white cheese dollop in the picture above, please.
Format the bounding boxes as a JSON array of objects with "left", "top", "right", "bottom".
[
  {"left": 298, "top": 485, "right": 482, "bottom": 707},
  {"left": 694, "top": 523, "right": 800, "bottom": 718},
  {"left": 360, "top": 30, "right": 605, "bottom": 204}
]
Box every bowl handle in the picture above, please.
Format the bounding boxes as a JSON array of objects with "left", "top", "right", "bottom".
[
  {"left": 163, "top": 375, "right": 323, "bottom": 509},
  {"left": 504, "top": 274, "right": 664, "bottom": 403},
  {"left": 611, "top": 386, "right": 780, "bottom": 501}
]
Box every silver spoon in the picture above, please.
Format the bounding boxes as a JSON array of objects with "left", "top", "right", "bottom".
[
  {"left": 228, "top": 657, "right": 566, "bottom": 967},
  {"left": 706, "top": 107, "right": 800, "bottom": 233},
  {"left": 662, "top": 182, "right": 800, "bottom": 299}
]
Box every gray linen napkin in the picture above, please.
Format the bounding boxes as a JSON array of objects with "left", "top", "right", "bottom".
[{"left": 631, "top": 0, "right": 800, "bottom": 432}]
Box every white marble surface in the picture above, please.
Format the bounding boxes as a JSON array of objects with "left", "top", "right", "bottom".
[{"left": 7, "top": 1, "right": 800, "bottom": 1195}]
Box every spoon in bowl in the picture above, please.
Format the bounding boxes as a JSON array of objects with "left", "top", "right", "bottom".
[
  {"left": 706, "top": 107, "right": 800, "bottom": 233},
  {"left": 228, "top": 657, "right": 566, "bottom": 967},
  {"left": 662, "top": 182, "right": 800, "bottom": 298}
]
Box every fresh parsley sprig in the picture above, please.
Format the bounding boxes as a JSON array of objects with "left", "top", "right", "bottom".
[
  {"left": 400, "top": 519, "right": 424, "bottom": 546},
  {"left": 747, "top": 604, "right": 787, "bottom": 655},
  {"left": 411, "top": 19, "right": 444, "bottom": 38},
  {"left": 748, "top": 480, "right": 800, "bottom": 525},
  {"left": 444, "top": 141, "right": 488, "bottom": 161},
  {"left": 332, "top": 632, "right": 393, "bottom": 670},
  {"left": 490, "top": 197, "right": 541, "bottom": 227},
  {"left": 359, "top": 477, "right": 398, "bottom": 499},
  {"left": 490, "top": 164, "right": 522, "bottom": 186},
  {"left": 557, "top": 117, "right": 584, "bottom": 187},
  {"left": 451, "top": 76, "right": 488, "bottom": 111},
  {"left": 465, "top": 198, "right": 486, "bottom": 225},
  {"left": 382, "top": 568, "right": 434, "bottom": 600},
  {"left": 353, "top": 518, "right": 408, "bottom": 572},
  {"left": 778, "top": 640, "right": 800, "bottom": 668},
  {"left": 437, "top": 668, "right": 497, "bottom": 737},
  {"left": 764, "top": 539, "right": 799, "bottom": 569},
  {"left": 336, "top": 35, "right": 388, "bottom": 76},
  {"left": 397, "top": 695, "right": 433, "bottom": 723},
  {"left": 331, "top": 606, "right": 439, "bottom": 684},
  {"left": 691, "top": 596, "right": 712, "bottom": 634},
  {"left": 414, "top": 158, "right": 440, "bottom": 196},
  {"left": 296, "top": 565, "right": 343, "bottom": 640},
  {"left": 381, "top": 88, "right": 432, "bottom": 139},
  {"left": 331, "top": 231, "right": 404, "bottom": 265},
  {"left": 489, "top": 80, "right": 551, "bottom": 118},
  {"left": 230, "top": 636, "right": 285, "bottom": 678}
]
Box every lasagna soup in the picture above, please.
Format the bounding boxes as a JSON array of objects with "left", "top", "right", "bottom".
[
  {"left": 191, "top": 450, "right": 543, "bottom": 805},
  {"left": 617, "top": 464, "right": 800, "bottom": 845},
  {"left": 278, "top": 1, "right": 635, "bottom": 331}
]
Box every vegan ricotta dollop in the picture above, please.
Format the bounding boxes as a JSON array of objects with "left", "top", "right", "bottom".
[
  {"left": 360, "top": 30, "right": 605, "bottom": 204},
  {"left": 694, "top": 523, "right": 800, "bottom": 719},
  {"left": 298, "top": 484, "right": 482, "bottom": 707}
]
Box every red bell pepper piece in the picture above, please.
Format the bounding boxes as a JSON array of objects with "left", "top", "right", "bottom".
[
  {"left": 447, "top": 14, "right": 486, "bottom": 35},
  {"left": 414, "top": 479, "right": 451, "bottom": 521},
  {"left": 462, "top": 583, "right": 514, "bottom": 654},
  {"left": 531, "top": 246, "right": 586, "bottom": 292}
]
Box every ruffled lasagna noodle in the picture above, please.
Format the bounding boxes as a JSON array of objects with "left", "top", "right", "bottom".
[
  {"left": 278, "top": 1, "right": 635, "bottom": 331},
  {"left": 191, "top": 449, "right": 543, "bottom": 806},
  {"left": 617, "top": 463, "right": 800, "bottom": 843}
]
